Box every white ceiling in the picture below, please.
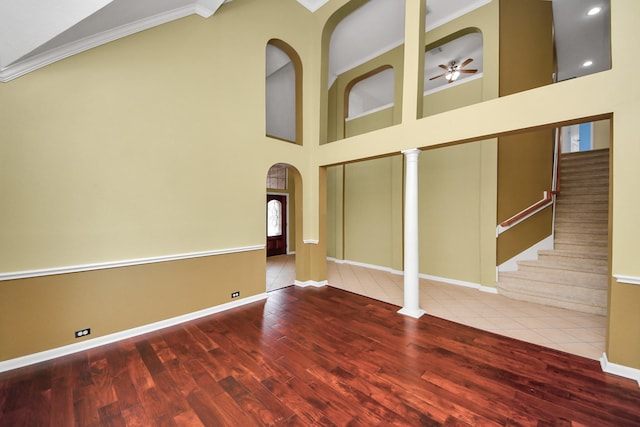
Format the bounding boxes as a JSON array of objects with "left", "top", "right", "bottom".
[
  {"left": 0, "top": 0, "right": 229, "bottom": 82},
  {"left": 1, "top": 0, "right": 611, "bottom": 85}
]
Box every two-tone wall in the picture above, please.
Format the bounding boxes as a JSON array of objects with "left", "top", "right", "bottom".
[{"left": 0, "top": 0, "right": 315, "bottom": 365}]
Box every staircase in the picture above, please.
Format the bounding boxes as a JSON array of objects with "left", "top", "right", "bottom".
[{"left": 497, "top": 149, "right": 609, "bottom": 315}]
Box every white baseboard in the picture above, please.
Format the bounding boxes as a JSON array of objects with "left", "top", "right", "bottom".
[
  {"left": 600, "top": 353, "right": 640, "bottom": 387},
  {"left": 0, "top": 292, "right": 268, "bottom": 373},
  {"left": 328, "top": 258, "right": 400, "bottom": 274},
  {"left": 327, "top": 258, "right": 497, "bottom": 293},
  {"left": 419, "top": 273, "right": 484, "bottom": 290},
  {"left": 294, "top": 280, "right": 328, "bottom": 288}
]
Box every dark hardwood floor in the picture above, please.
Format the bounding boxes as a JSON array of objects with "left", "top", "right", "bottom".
[{"left": 1, "top": 286, "right": 640, "bottom": 426}]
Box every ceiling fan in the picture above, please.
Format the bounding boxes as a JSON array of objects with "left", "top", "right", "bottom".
[{"left": 429, "top": 58, "right": 478, "bottom": 83}]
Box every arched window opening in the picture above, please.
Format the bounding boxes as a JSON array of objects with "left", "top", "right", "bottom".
[
  {"left": 266, "top": 40, "right": 302, "bottom": 144},
  {"left": 324, "top": 0, "right": 405, "bottom": 142}
]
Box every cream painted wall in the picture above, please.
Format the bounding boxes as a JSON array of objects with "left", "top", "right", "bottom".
[
  {"left": 420, "top": 142, "right": 483, "bottom": 284},
  {"left": 345, "top": 107, "right": 394, "bottom": 138},
  {"left": 326, "top": 165, "right": 344, "bottom": 259},
  {"left": 0, "top": 2, "right": 314, "bottom": 273},
  {"left": 423, "top": 77, "right": 484, "bottom": 117},
  {"left": 343, "top": 156, "right": 403, "bottom": 269}
]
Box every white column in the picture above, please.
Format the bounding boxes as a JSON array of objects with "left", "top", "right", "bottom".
[{"left": 398, "top": 148, "right": 425, "bottom": 318}]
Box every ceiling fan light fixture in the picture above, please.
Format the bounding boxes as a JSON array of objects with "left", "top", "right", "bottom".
[
  {"left": 451, "top": 70, "right": 461, "bottom": 81},
  {"left": 583, "top": 60, "right": 593, "bottom": 67}
]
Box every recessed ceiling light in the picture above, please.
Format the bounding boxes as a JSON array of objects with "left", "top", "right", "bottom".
[
  {"left": 587, "top": 7, "right": 602, "bottom": 16},
  {"left": 583, "top": 60, "right": 594, "bottom": 67}
]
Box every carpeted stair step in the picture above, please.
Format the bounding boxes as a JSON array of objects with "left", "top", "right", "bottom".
[
  {"left": 534, "top": 251, "right": 608, "bottom": 273},
  {"left": 556, "top": 193, "right": 609, "bottom": 204},
  {"left": 559, "top": 181, "right": 608, "bottom": 193},
  {"left": 554, "top": 238, "right": 608, "bottom": 254},
  {"left": 508, "top": 263, "right": 607, "bottom": 287},
  {"left": 538, "top": 248, "right": 607, "bottom": 264},
  {"left": 554, "top": 230, "right": 607, "bottom": 245},
  {"left": 554, "top": 207, "right": 608, "bottom": 218},
  {"left": 554, "top": 221, "right": 607, "bottom": 234}
]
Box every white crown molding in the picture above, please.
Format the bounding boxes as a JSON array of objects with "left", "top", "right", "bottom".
[
  {"left": 294, "top": 279, "right": 328, "bottom": 288},
  {"left": 614, "top": 275, "right": 640, "bottom": 285},
  {"left": 600, "top": 353, "right": 640, "bottom": 387},
  {"left": 296, "top": 0, "right": 329, "bottom": 13},
  {"left": 0, "top": 3, "right": 212, "bottom": 82},
  {"left": 195, "top": 0, "right": 225, "bottom": 18},
  {"left": 425, "top": 0, "right": 492, "bottom": 32},
  {"left": 0, "top": 292, "right": 268, "bottom": 373},
  {"left": 0, "top": 245, "right": 265, "bottom": 281},
  {"left": 329, "top": 38, "right": 404, "bottom": 87}
]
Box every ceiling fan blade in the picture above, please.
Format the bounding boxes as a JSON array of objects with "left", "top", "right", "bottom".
[
  {"left": 438, "top": 64, "right": 449, "bottom": 70},
  {"left": 459, "top": 69, "right": 478, "bottom": 74},
  {"left": 429, "top": 73, "right": 446, "bottom": 80},
  {"left": 460, "top": 58, "right": 474, "bottom": 67}
]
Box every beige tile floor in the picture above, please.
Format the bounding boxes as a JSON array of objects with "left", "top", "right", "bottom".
[{"left": 267, "top": 255, "right": 607, "bottom": 360}]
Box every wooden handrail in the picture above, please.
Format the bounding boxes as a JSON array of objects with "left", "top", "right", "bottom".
[{"left": 499, "top": 192, "right": 553, "bottom": 229}]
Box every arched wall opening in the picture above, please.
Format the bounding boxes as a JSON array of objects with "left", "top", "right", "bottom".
[
  {"left": 265, "top": 39, "right": 303, "bottom": 145},
  {"left": 265, "top": 163, "right": 303, "bottom": 291}
]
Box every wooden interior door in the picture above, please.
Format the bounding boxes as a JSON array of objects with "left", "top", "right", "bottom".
[{"left": 266, "top": 194, "right": 287, "bottom": 257}]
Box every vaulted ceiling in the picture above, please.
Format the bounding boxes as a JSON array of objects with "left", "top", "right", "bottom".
[{"left": 1, "top": 0, "right": 610, "bottom": 84}]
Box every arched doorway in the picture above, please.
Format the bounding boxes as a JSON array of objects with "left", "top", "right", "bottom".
[{"left": 266, "top": 163, "right": 302, "bottom": 291}]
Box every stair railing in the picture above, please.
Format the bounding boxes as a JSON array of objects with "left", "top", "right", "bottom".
[{"left": 496, "top": 128, "right": 561, "bottom": 237}]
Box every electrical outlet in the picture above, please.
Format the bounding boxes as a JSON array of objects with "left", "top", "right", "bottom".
[
  {"left": 231, "top": 291, "right": 240, "bottom": 298},
  {"left": 75, "top": 328, "right": 91, "bottom": 338}
]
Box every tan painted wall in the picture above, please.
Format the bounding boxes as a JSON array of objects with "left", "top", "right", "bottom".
[
  {"left": 593, "top": 119, "right": 611, "bottom": 150},
  {"left": 497, "top": 129, "right": 554, "bottom": 264},
  {"left": 495, "top": 0, "right": 555, "bottom": 263},
  {"left": 499, "top": 0, "right": 554, "bottom": 96},
  {"left": 0, "top": 250, "right": 265, "bottom": 361}
]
